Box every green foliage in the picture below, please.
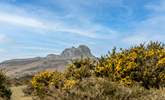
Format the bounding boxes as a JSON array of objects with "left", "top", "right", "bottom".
[
  {"left": 40, "top": 78, "right": 165, "bottom": 100},
  {"left": 64, "top": 57, "right": 96, "bottom": 80},
  {"left": 0, "top": 70, "right": 12, "bottom": 100},
  {"left": 95, "top": 41, "right": 165, "bottom": 88},
  {"left": 31, "top": 71, "right": 64, "bottom": 98}
]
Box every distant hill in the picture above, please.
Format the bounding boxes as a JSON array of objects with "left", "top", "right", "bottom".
[{"left": 0, "top": 45, "right": 94, "bottom": 78}]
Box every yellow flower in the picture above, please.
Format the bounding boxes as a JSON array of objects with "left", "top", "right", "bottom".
[
  {"left": 31, "top": 71, "right": 64, "bottom": 90},
  {"left": 126, "top": 62, "right": 137, "bottom": 70},
  {"left": 157, "top": 57, "right": 165, "bottom": 66},
  {"left": 63, "top": 79, "right": 77, "bottom": 90}
]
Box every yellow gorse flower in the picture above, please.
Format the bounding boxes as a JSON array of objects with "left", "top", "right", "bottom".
[
  {"left": 63, "top": 79, "right": 77, "bottom": 90},
  {"left": 95, "top": 42, "right": 165, "bottom": 88},
  {"left": 31, "top": 71, "right": 64, "bottom": 94}
]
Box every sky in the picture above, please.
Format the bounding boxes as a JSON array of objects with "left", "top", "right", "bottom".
[{"left": 0, "top": 0, "right": 165, "bottom": 61}]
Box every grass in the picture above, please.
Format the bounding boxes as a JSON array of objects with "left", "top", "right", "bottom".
[{"left": 11, "top": 85, "right": 32, "bottom": 100}]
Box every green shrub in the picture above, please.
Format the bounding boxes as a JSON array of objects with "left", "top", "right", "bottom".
[
  {"left": 47, "top": 78, "right": 165, "bottom": 100},
  {"left": 64, "top": 57, "right": 96, "bottom": 80},
  {"left": 0, "top": 70, "right": 12, "bottom": 100},
  {"left": 29, "top": 77, "right": 165, "bottom": 100},
  {"left": 95, "top": 41, "right": 165, "bottom": 88},
  {"left": 31, "top": 71, "right": 64, "bottom": 98}
]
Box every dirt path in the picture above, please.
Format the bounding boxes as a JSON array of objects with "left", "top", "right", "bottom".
[{"left": 11, "top": 85, "right": 33, "bottom": 100}]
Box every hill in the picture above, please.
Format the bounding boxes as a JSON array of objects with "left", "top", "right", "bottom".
[{"left": 0, "top": 45, "right": 94, "bottom": 78}]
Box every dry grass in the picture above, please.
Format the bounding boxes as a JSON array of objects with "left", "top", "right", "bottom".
[
  {"left": 36, "top": 78, "right": 165, "bottom": 100},
  {"left": 139, "top": 88, "right": 165, "bottom": 100},
  {"left": 11, "top": 85, "right": 32, "bottom": 100}
]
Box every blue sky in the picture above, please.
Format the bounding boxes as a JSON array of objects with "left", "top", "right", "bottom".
[{"left": 0, "top": 0, "right": 165, "bottom": 61}]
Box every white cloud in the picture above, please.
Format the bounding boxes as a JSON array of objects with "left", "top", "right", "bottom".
[
  {"left": 54, "top": 24, "right": 118, "bottom": 39},
  {"left": 0, "top": 13, "right": 46, "bottom": 29},
  {"left": 122, "top": 33, "right": 165, "bottom": 45},
  {"left": 123, "top": 21, "right": 165, "bottom": 45},
  {"left": 0, "top": 34, "right": 9, "bottom": 43},
  {"left": 0, "top": 49, "right": 5, "bottom": 53},
  {"left": 14, "top": 45, "right": 58, "bottom": 51},
  {"left": 0, "top": 11, "right": 117, "bottom": 39},
  {"left": 122, "top": 0, "right": 165, "bottom": 45},
  {"left": 0, "top": 0, "right": 121, "bottom": 39}
]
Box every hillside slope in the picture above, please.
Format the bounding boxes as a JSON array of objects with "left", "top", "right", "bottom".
[{"left": 0, "top": 45, "right": 94, "bottom": 78}]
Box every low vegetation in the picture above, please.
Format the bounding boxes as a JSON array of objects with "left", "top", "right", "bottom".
[
  {"left": 95, "top": 41, "right": 165, "bottom": 88},
  {"left": 0, "top": 70, "right": 12, "bottom": 100},
  {"left": 27, "top": 41, "right": 165, "bottom": 100},
  {"left": 31, "top": 71, "right": 64, "bottom": 98}
]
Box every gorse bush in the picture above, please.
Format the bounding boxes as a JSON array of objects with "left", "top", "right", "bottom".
[
  {"left": 31, "top": 71, "right": 64, "bottom": 98},
  {"left": 64, "top": 57, "right": 96, "bottom": 80},
  {"left": 95, "top": 41, "right": 165, "bottom": 88},
  {"left": 30, "top": 58, "right": 96, "bottom": 99},
  {"left": 62, "top": 79, "right": 78, "bottom": 90},
  {"left": 32, "top": 77, "right": 165, "bottom": 100},
  {"left": 28, "top": 41, "right": 165, "bottom": 99},
  {"left": 0, "top": 70, "right": 12, "bottom": 100},
  {"left": 60, "top": 78, "right": 164, "bottom": 100}
]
